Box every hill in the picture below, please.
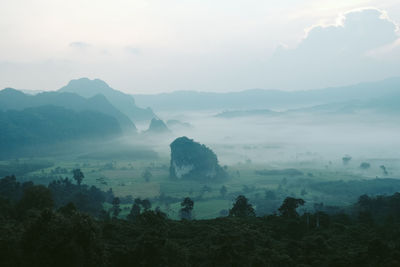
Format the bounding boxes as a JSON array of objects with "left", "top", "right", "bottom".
[
  {"left": 59, "top": 78, "right": 156, "bottom": 122},
  {"left": 0, "top": 88, "right": 136, "bottom": 132},
  {"left": 0, "top": 105, "right": 122, "bottom": 156}
]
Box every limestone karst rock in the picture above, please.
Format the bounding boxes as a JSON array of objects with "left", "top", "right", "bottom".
[{"left": 169, "top": 136, "right": 227, "bottom": 180}]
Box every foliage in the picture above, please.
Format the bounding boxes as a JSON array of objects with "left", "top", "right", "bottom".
[
  {"left": 360, "top": 162, "right": 371, "bottom": 169},
  {"left": 278, "top": 197, "right": 305, "bottom": 218},
  {"left": 17, "top": 185, "right": 54, "bottom": 212},
  {"left": 127, "top": 198, "right": 152, "bottom": 221},
  {"left": 48, "top": 177, "right": 109, "bottom": 216},
  {"left": 180, "top": 197, "right": 194, "bottom": 220},
  {"left": 3, "top": 176, "right": 400, "bottom": 266},
  {"left": 342, "top": 155, "right": 352, "bottom": 165},
  {"left": 72, "top": 168, "right": 84, "bottom": 186},
  {"left": 111, "top": 197, "right": 121, "bottom": 218},
  {"left": 229, "top": 195, "right": 255, "bottom": 217}
]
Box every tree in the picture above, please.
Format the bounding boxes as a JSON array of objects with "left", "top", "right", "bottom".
[
  {"left": 342, "top": 155, "right": 352, "bottom": 165},
  {"left": 180, "top": 197, "right": 194, "bottom": 220},
  {"left": 127, "top": 203, "right": 141, "bottom": 221},
  {"left": 72, "top": 169, "right": 84, "bottom": 186},
  {"left": 111, "top": 197, "right": 121, "bottom": 218},
  {"left": 219, "top": 185, "right": 227, "bottom": 198},
  {"left": 142, "top": 169, "right": 152, "bottom": 182},
  {"left": 229, "top": 195, "right": 255, "bottom": 217},
  {"left": 141, "top": 199, "right": 152, "bottom": 211},
  {"left": 380, "top": 165, "right": 388, "bottom": 176},
  {"left": 278, "top": 197, "right": 305, "bottom": 218},
  {"left": 360, "top": 162, "right": 371, "bottom": 170}
]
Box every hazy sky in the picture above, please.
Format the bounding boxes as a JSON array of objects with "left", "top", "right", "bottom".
[{"left": 0, "top": 0, "right": 400, "bottom": 93}]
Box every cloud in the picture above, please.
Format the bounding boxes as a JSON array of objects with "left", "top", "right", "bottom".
[
  {"left": 265, "top": 8, "right": 400, "bottom": 90},
  {"left": 69, "top": 42, "right": 91, "bottom": 49}
]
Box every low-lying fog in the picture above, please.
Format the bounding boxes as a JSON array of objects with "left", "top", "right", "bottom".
[{"left": 133, "top": 110, "right": 400, "bottom": 168}]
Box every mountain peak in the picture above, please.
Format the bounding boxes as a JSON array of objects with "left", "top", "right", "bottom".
[
  {"left": 0, "top": 88, "right": 27, "bottom": 98},
  {"left": 63, "top": 78, "right": 112, "bottom": 94},
  {"left": 59, "top": 78, "right": 156, "bottom": 122}
]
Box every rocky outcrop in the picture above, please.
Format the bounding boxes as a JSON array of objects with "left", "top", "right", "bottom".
[{"left": 169, "top": 137, "right": 227, "bottom": 180}]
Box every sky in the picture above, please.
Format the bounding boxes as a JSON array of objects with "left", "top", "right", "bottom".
[{"left": 0, "top": 0, "right": 400, "bottom": 94}]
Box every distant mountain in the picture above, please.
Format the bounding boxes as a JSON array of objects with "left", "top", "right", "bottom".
[
  {"left": 133, "top": 77, "right": 400, "bottom": 112},
  {"left": 144, "top": 118, "right": 170, "bottom": 134},
  {"left": 215, "top": 109, "right": 277, "bottom": 118},
  {"left": 0, "top": 105, "right": 121, "bottom": 155},
  {"left": 20, "top": 89, "right": 45, "bottom": 95},
  {"left": 289, "top": 95, "right": 400, "bottom": 115},
  {"left": 0, "top": 88, "right": 136, "bottom": 132},
  {"left": 59, "top": 78, "right": 156, "bottom": 122}
]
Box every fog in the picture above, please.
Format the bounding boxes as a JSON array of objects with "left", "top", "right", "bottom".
[{"left": 132, "top": 110, "right": 400, "bottom": 167}]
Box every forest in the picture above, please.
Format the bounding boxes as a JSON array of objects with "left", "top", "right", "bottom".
[{"left": 1, "top": 173, "right": 400, "bottom": 266}]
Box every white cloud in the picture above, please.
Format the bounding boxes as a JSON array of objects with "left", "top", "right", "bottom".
[{"left": 264, "top": 8, "right": 400, "bottom": 90}]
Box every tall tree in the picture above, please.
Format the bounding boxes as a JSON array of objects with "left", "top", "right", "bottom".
[
  {"left": 72, "top": 169, "right": 84, "bottom": 186},
  {"left": 111, "top": 197, "right": 121, "bottom": 218},
  {"left": 229, "top": 195, "right": 255, "bottom": 217},
  {"left": 180, "top": 197, "right": 194, "bottom": 220},
  {"left": 127, "top": 203, "right": 141, "bottom": 221},
  {"left": 278, "top": 197, "right": 305, "bottom": 218}
]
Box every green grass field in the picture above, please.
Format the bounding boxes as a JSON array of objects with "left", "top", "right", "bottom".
[{"left": 2, "top": 155, "right": 399, "bottom": 219}]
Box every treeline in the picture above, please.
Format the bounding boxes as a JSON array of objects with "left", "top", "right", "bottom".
[{"left": 2, "top": 175, "right": 400, "bottom": 266}]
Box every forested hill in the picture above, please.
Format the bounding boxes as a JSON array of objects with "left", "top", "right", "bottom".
[
  {"left": 59, "top": 78, "right": 156, "bottom": 122},
  {"left": 0, "top": 106, "right": 122, "bottom": 156},
  {"left": 0, "top": 88, "right": 136, "bottom": 132}
]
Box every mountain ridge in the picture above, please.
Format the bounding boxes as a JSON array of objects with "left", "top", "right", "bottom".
[
  {"left": 0, "top": 88, "right": 136, "bottom": 132},
  {"left": 132, "top": 77, "right": 400, "bottom": 112},
  {"left": 59, "top": 78, "right": 156, "bottom": 122}
]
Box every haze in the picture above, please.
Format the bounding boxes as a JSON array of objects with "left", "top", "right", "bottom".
[{"left": 1, "top": 0, "right": 400, "bottom": 93}]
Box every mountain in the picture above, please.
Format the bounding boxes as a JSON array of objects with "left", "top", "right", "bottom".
[
  {"left": 145, "top": 118, "right": 170, "bottom": 134},
  {"left": 289, "top": 94, "right": 400, "bottom": 115},
  {"left": 0, "top": 88, "right": 136, "bottom": 132},
  {"left": 0, "top": 105, "right": 122, "bottom": 155},
  {"left": 59, "top": 78, "right": 156, "bottom": 122},
  {"left": 133, "top": 77, "right": 400, "bottom": 112},
  {"left": 215, "top": 109, "right": 277, "bottom": 118}
]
